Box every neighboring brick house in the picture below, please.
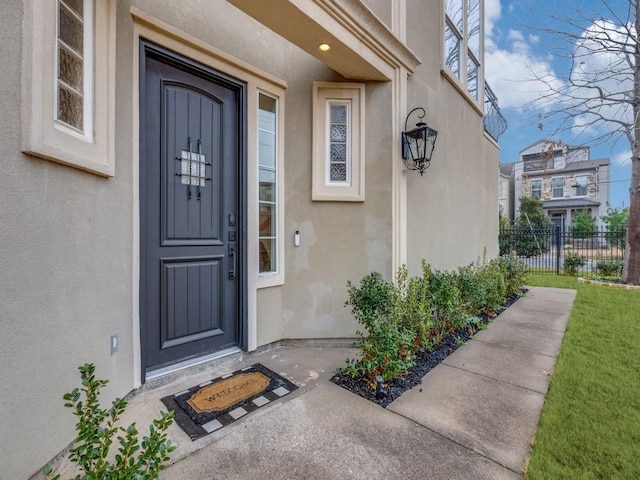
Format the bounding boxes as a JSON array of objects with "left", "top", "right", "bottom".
[{"left": 510, "top": 140, "right": 610, "bottom": 229}]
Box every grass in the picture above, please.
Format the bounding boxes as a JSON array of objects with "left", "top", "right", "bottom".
[{"left": 524, "top": 274, "right": 640, "bottom": 479}]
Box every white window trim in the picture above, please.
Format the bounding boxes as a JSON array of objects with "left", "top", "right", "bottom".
[
  {"left": 22, "top": 0, "right": 116, "bottom": 177},
  {"left": 552, "top": 177, "right": 564, "bottom": 198},
  {"left": 257, "top": 91, "right": 284, "bottom": 284},
  {"left": 574, "top": 174, "right": 589, "bottom": 197},
  {"left": 530, "top": 179, "right": 542, "bottom": 198},
  {"left": 312, "top": 82, "right": 365, "bottom": 202},
  {"left": 441, "top": 0, "right": 484, "bottom": 109}
]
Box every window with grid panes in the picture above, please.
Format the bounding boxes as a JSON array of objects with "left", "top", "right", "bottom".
[
  {"left": 56, "top": 0, "right": 93, "bottom": 136},
  {"left": 531, "top": 179, "right": 542, "bottom": 198},
  {"left": 444, "top": 0, "right": 482, "bottom": 101},
  {"left": 574, "top": 175, "right": 588, "bottom": 196},
  {"left": 258, "top": 93, "right": 278, "bottom": 274},
  {"left": 552, "top": 178, "right": 564, "bottom": 198}
]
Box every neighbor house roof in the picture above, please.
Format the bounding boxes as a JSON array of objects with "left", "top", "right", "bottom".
[{"left": 543, "top": 198, "right": 601, "bottom": 209}]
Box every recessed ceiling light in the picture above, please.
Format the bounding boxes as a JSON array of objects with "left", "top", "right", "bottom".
[{"left": 318, "top": 43, "right": 331, "bottom": 52}]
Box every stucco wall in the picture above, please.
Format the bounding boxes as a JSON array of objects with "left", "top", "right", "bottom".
[
  {"left": 0, "top": 2, "right": 136, "bottom": 478},
  {"left": 132, "top": 0, "right": 395, "bottom": 343},
  {"left": 1, "top": 1, "right": 500, "bottom": 477},
  {"left": 404, "top": 1, "right": 500, "bottom": 274},
  {"left": 281, "top": 81, "right": 394, "bottom": 340},
  {"left": 362, "top": 0, "right": 392, "bottom": 27}
]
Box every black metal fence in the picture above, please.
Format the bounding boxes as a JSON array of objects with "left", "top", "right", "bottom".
[{"left": 499, "top": 226, "right": 626, "bottom": 276}]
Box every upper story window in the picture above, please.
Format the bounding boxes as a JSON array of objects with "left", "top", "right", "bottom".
[
  {"left": 552, "top": 177, "right": 564, "bottom": 198},
  {"left": 531, "top": 179, "right": 542, "bottom": 199},
  {"left": 574, "top": 175, "right": 588, "bottom": 196},
  {"left": 444, "top": 0, "right": 482, "bottom": 101}
]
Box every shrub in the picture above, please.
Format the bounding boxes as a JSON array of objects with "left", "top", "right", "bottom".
[
  {"left": 498, "top": 257, "right": 528, "bottom": 298},
  {"left": 344, "top": 272, "right": 416, "bottom": 382},
  {"left": 342, "top": 256, "right": 528, "bottom": 388},
  {"left": 594, "top": 257, "right": 623, "bottom": 277},
  {"left": 428, "top": 267, "right": 465, "bottom": 334},
  {"left": 484, "top": 258, "right": 508, "bottom": 313},
  {"left": 601, "top": 207, "right": 629, "bottom": 249},
  {"left": 43, "top": 363, "right": 175, "bottom": 480},
  {"left": 456, "top": 263, "right": 487, "bottom": 316},
  {"left": 563, "top": 251, "right": 585, "bottom": 275}
]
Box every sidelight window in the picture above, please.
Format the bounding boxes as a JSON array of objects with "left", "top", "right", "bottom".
[{"left": 258, "top": 93, "right": 278, "bottom": 274}]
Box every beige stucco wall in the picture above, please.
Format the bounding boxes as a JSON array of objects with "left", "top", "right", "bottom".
[
  {"left": 1, "top": 0, "right": 500, "bottom": 477},
  {"left": 2, "top": 1, "right": 391, "bottom": 476},
  {"left": 362, "top": 0, "right": 392, "bottom": 27},
  {"left": 403, "top": 1, "right": 499, "bottom": 275},
  {"left": 0, "top": 2, "right": 136, "bottom": 478},
  {"left": 281, "top": 81, "right": 394, "bottom": 340}
]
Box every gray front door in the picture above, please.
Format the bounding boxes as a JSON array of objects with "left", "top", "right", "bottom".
[{"left": 140, "top": 43, "right": 244, "bottom": 376}]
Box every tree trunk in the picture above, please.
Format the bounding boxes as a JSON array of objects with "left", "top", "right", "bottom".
[{"left": 623, "top": 155, "right": 640, "bottom": 283}]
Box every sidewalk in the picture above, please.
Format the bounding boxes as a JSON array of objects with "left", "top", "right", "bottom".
[{"left": 48, "top": 286, "right": 577, "bottom": 480}]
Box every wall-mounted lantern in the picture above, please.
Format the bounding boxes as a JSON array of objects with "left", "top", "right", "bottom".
[{"left": 401, "top": 107, "right": 438, "bottom": 175}]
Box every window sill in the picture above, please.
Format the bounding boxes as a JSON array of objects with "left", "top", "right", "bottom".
[{"left": 440, "top": 69, "right": 483, "bottom": 116}]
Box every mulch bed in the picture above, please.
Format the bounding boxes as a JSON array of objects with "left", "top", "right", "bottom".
[{"left": 330, "top": 290, "right": 526, "bottom": 408}]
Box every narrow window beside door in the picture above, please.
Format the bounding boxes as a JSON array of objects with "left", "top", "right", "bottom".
[{"left": 258, "top": 93, "right": 278, "bottom": 274}]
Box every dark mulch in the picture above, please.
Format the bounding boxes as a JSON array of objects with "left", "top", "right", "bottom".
[{"left": 330, "top": 290, "right": 526, "bottom": 408}]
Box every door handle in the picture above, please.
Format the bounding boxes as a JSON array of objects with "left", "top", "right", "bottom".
[{"left": 228, "top": 245, "right": 236, "bottom": 280}]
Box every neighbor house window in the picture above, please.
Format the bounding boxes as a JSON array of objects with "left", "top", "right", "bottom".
[
  {"left": 258, "top": 93, "right": 278, "bottom": 274},
  {"left": 444, "top": 0, "right": 482, "bottom": 101},
  {"left": 552, "top": 178, "right": 564, "bottom": 198},
  {"left": 575, "top": 175, "right": 588, "bottom": 196},
  {"left": 312, "top": 82, "right": 365, "bottom": 201},
  {"left": 22, "top": 1, "right": 116, "bottom": 176},
  {"left": 531, "top": 179, "right": 542, "bottom": 198}
]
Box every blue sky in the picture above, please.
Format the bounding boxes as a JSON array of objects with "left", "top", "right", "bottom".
[{"left": 485, "top": 0, "right": 632, "bottom": 208}]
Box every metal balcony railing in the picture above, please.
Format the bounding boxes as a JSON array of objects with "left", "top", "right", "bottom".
[{"left": 483, "top": 81, "right": 508, "bottom": 142}]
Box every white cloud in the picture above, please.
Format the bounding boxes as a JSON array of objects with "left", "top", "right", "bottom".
[
  {"left": 485, "top": 0, "right": 634, "bottom": 147},
  {"left": 507, "top": 29, "right": 524, "bottom": 41},
  {"left": 484, "top": 1, "right": 559, "bottom": 110},
  {"left": 484, "top": 0, "right": 501, "bottom": 39}
]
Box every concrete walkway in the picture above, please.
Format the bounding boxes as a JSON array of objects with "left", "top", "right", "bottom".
[{"left": 46, "top": 287, "right": 577, "bottom": 480}]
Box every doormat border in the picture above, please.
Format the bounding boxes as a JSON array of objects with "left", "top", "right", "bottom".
[{"left": 161, "top": 363, "right": 298, "bottom": 440}]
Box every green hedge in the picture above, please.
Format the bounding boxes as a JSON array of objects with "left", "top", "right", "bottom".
[{"left": 342, "top": 256, "right": 527, "bottom": 384}]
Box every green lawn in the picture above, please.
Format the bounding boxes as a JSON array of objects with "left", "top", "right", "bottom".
[{"left": 524, "top": 275, "right": 640, "bottom": 479}]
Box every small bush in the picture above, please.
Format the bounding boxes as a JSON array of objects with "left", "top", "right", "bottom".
[
  {"left": 342, "top": 255, "right": 528, "bottom": 388},
  {"left": 563, "top": 251, "right": 585, "bottom": 275},
  {"left": 499, "top": 256, "right": 528, "bottom": 298},
  {"left": 594, "top": 257, "right": 623, "bottom": 277},
  {"left": 344, "top": 272, "right": 417, "bottom": 382},
  {"left": 43, "top": 364, "right": 175, "bottom": 480}
]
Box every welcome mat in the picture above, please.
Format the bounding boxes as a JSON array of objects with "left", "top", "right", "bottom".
[{"left": 161, "top": 363, "right": 298, "bottom": 440}]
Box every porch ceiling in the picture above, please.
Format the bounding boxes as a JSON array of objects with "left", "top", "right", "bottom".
[{"left": 227, "top": 0, "right": 421, "bottom": 81}]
